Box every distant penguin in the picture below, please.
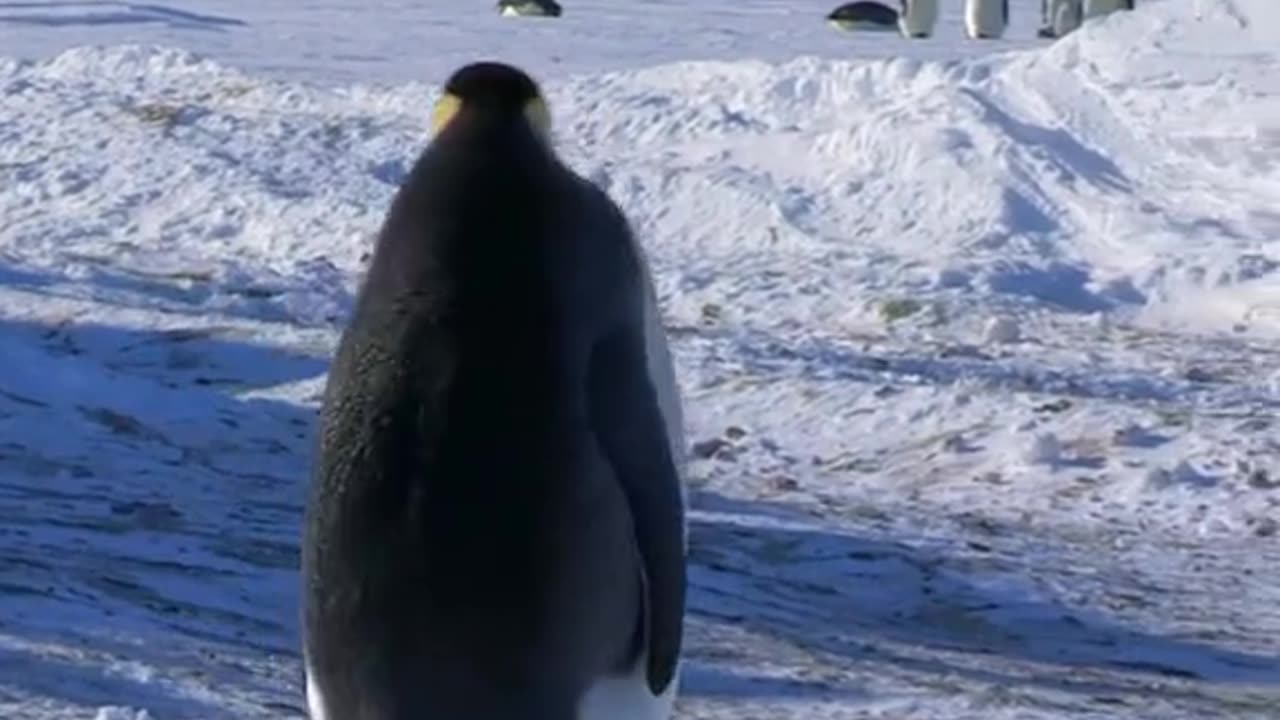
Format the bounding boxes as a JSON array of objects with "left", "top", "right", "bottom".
[
  {"left": 897, "top": 0, "right": 939, "bottom": 39},
  {"left": 300, "top": 61, "right": 688, "bottom": 720},
  {"left": 1084, "top": 0, "right": 1134, "bottom": 19},
  {"left": 497, "top": 0, "right": 562, "bottom": 17},
  {"left": 964, "top": 0, "right": 1009, "bottom": 39},
  {"left": 1039, "top": 0, "right": 1083, "bottom": 37},
  {"left": 827, "top": 1, "right": 899, "bottom": 32}
]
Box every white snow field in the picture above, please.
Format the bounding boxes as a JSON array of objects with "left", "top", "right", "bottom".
[{"left": 2, "top": 0, "right": 1280, "bottom": 717}]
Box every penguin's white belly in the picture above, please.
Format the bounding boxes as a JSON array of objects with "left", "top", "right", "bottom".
[
  {"left": 304, "top": 660, "right": 330, "bottom": 720},
  {"left": 965, "top": 0, "right": 1006, "bottom": 38},
  {"left": 1084, "top": 0, "right": 1129, "bottom": 17},
  {"left": 898, "top": 0, "right": 939, "bottom": 36},
  {"left": 500, "top": 2, "right": 550, "bottom": 16},
  {"left": 1049, "top": 0, "right": 1083, "bottom": 35},
  {"left": 578, "top": 654, "right": 680, "bottom": 720}
]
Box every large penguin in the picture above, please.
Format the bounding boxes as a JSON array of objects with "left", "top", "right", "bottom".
[
  {"left": 897, "top": 0, "right": 939, "bottom": 38},
  {"left": 964, "top": 0, "right": 1009, "bottom": 39},
  {"left": 1084, "top": 0, "right": 1134, "bottom": 19},
  {"left": 1039, "top": 0, "right": 1083, "bottom": 37},
  {"left": 300, "top": 61, "right": 688, "bottom": 720}
]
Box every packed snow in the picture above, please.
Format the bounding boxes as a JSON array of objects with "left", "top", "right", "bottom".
[{"left": 2, "top": 0, "right": 1279, "bottom": 718}]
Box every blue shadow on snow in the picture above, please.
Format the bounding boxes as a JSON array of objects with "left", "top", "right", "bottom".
[
  {"left": 0, "top": 310, "right": 863, "bottom": 711},
  {"left": 690, "top": 494, "right": 1280, "bottom": 705},
  {"left": 0, "top": 256, "right": 353, "bottom": 330}
]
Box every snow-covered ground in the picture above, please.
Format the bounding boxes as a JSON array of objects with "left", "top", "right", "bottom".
[
  {"left": 2, "top": 0, "right": 1280, "bottom": 717},
  {"left": 0, "top": 0, "right": 1055, "bottom": 85}
]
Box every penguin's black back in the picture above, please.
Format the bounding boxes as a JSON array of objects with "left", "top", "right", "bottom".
[
  {"left": 828, "top": 1, "right": 899, "bottom": 24},
  {"left": 301, "top": 65, "right": 654, "bottom": 719}
]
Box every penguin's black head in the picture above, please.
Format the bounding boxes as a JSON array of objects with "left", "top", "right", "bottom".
[{"left": 430, "top": 62, "right": 551, "bottom": 140}]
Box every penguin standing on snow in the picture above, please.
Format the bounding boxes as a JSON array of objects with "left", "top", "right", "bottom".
[
  {"left": 1039, "top": 0, "right": 1084, "bottom": 37},
  {"left": 1084, "top": 0, "right": 1134, "bottom": 20},
  {"left": 897, "top": 0, "right": 939, "bottom": 39},
  {"left": 964, "top": 0, "right": 1009, "bottom": 39},
  {"left": 300, "top": 61, "right": 688, "bottom": 720}
]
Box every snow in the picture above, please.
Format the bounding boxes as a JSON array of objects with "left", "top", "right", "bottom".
[{"left": 2, "top": 0, "right": 1279, "bottom": 718}]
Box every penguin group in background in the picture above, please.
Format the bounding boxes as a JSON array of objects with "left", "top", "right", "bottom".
[
  {"left": 826, "top": 1, "right": 900, "bottom": 32},
  {"left": 1084, "top": 0, "right": 1135, "bottom": 20},
  {"left": 964, "top": 0, "right": 1009, "bottom": 39},
  {"left": 497, "top": 0, "right": 562, "bottom": 17},
  {"left": 897, "top": 0, "right": 939, "bottom": 39},
  {"left": 301, "top": 61, "right": 688, "bottom": 720},
  {"left": 1039, "top": 0, "right": 1083, "bottom": 37}
]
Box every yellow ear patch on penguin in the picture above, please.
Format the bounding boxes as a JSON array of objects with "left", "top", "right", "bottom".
[
  {"left": 429, "top": 91, "right": 552, "bottom": 138},
  {"left": 431, "top": 93, "right": 463, "bottom": 135}
]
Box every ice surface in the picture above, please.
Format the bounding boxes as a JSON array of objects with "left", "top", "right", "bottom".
[{"left": 2, "top": 0, "right": 1279, "bottom": 718}]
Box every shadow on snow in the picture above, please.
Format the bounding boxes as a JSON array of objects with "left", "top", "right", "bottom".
[
  {"left": 1, "top": 277, "right": 1274, "bottom": 714},
  {"left": 689, "top": 493, "right": 1280, "bottom": 708}
]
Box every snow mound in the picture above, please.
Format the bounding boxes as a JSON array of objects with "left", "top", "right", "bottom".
[{"left": 4, "top": 0, "right": 1276, "bottom": 338}]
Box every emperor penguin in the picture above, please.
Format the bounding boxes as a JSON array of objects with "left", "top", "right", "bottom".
[
  {"left": 497, "top": 0, "right": 563, "bottom": 17},
  {"left": 1039, "top": 0, "right": 1083, "bottom": 37},
  {"left": 897, "top": 0, "right": 939, "bottom": 39},
  {"left": 1084, "top": 0, "right": 1134, "bottom": 20},
  {"left": 826, "top": 1, "right": 899, "bottom": 32},
  {"left": 964, "top": 0, "right": 1009, "bottom": 39},
  {"left": 300, "top": 61, "right": 688, "bottom": 720}
]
